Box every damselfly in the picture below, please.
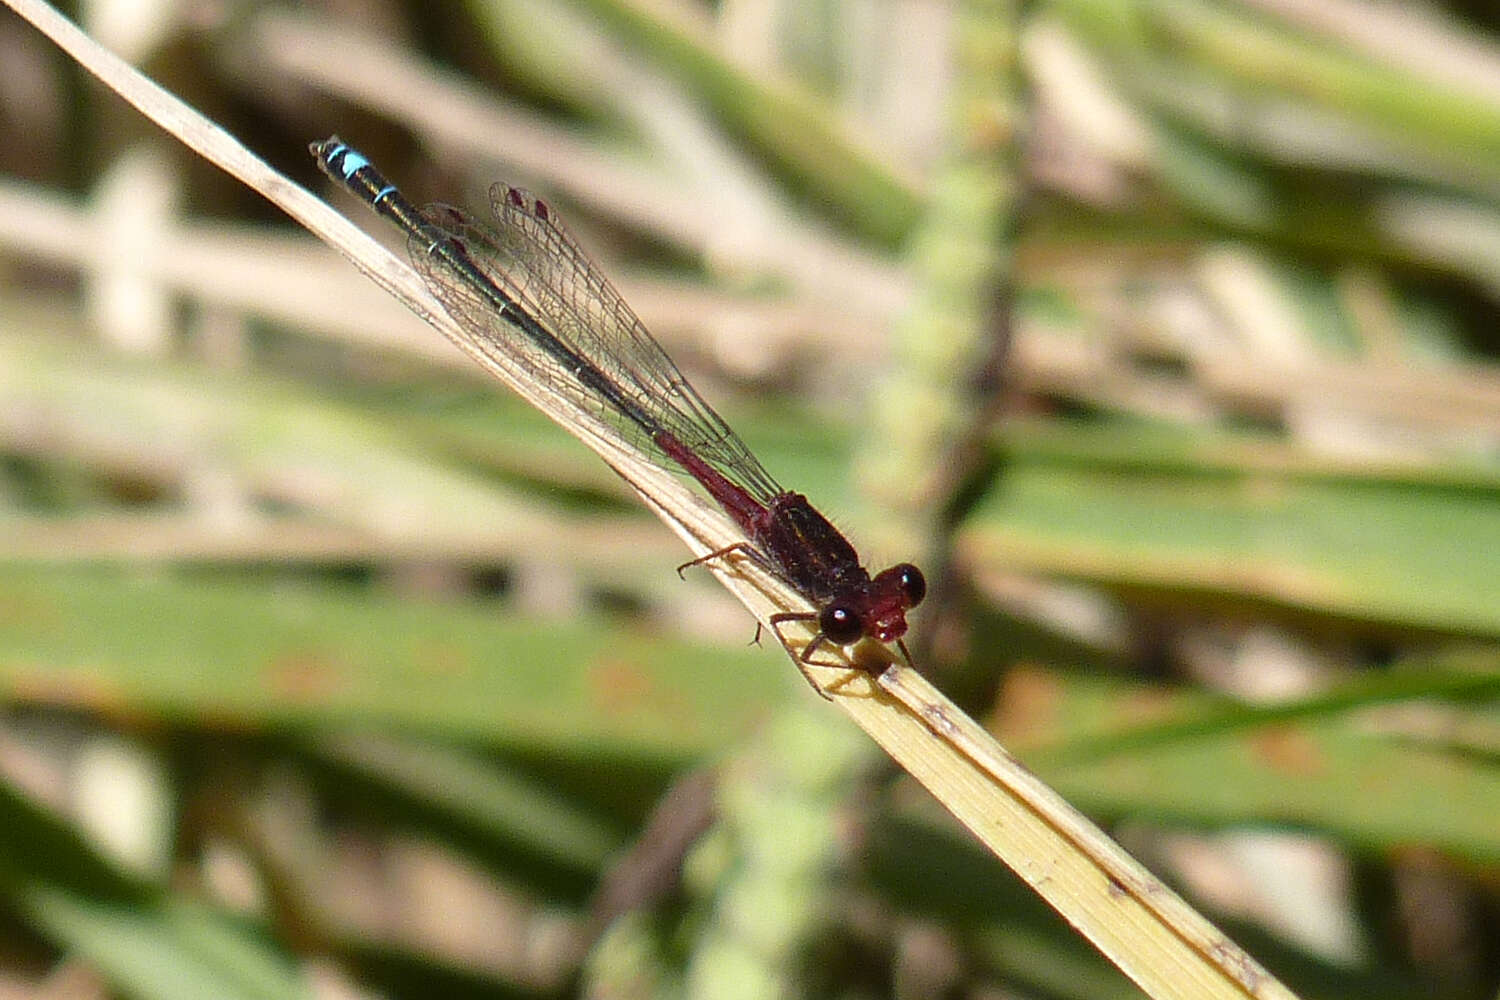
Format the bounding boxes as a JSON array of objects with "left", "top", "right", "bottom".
[{"left": 311, "top": 137, "right": 924, "bottom": 692}]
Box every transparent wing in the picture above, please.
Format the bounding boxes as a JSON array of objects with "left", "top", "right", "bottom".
[{"left": 405, "top": 187, "right": 784, "bottom": 505}]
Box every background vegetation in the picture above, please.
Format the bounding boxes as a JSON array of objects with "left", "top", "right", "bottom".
[{"left": 1, "top": 0, "right": 1499, "bottom": 997}]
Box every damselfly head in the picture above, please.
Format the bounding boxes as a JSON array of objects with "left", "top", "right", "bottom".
[
  {"left": 820, "top": 563, "right": 926, "bottom": 647},
  {"left": 865, "top": 563, "right": 926, "bottom": 642},
  {"left": 883, "top": 563, "right": 927, "bottom": 607}
]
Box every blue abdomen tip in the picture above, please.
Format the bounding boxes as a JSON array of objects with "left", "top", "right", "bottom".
[{"left": 334, "top": 146, "right": 370, "bottom": 179}]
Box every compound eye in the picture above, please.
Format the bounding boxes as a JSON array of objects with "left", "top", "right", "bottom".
[
  {"left": 819, "top": 603, "right": 864, "bottom": 646},
  {"left": 894, "top": 564, "right": 926, "bottom": 608}
]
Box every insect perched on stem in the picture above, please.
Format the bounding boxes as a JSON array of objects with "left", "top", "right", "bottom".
[{"left": 312, "top": 137, "right": 925, "bottom": 693}]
